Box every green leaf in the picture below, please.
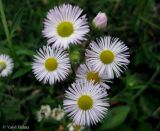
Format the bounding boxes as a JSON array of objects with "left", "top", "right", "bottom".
[
  {"left": 138, "top": 95, "right": 159, "bottom": 121},
  {"left": 1, "top": 99, "right": 24, "bottom": 121},
  {"left": 138, "top": 121, "right": 153, "bottom": 131},
  {"left": 100, "top": 105, "right": 130, "bottom": 130},
  {"left": 12, "top": 67, "right": 31, "bottom": 79},
  {"left": 40, "top": 96, "right": 56, "bottom": 107},
  {"left": 114, "top": 124, "right": 133, "bottom": 131},
  {"left": 20, "top": 90, "right": 41, "bottom": 104},
  {"left": 11, "top": 8, "right": 24, "bottom": 36},
  {"left": 16, "top": 47, "right": 34, "bottom": 56}
]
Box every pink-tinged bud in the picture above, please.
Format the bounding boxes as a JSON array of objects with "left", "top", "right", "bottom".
[{"left": 93, "top": 12, "right": 107, "bottom": 30}]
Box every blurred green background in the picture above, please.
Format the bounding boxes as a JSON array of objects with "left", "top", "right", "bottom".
[{"left": 0, "top": 0, "right": 160, "bottom": 130}]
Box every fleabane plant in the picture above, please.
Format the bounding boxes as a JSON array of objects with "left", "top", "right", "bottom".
[{"left": 32, "top": 3, "right": 130, "bottom": 127}]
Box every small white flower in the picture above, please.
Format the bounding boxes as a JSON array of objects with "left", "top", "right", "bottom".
[
  {"left": 0, "top": 54, "right": 14, "bottom": 77},
  {"left": 64, "top": 80, "right": 109, "bottom": 126},
  {"left": 37, "top": 105, "right": 51, "bottom": 122},
  {"left": 86, "top": 36, "right": 130, "bottom": 78},
  {"left": 67, "top": 122, "right": 84, "bottom": 131},
  {"left": 76, "top": 63, "right": 110, "bottom": 90},
  {"left": 32, "top": 45, "right": 71, "bottom": 85},
  {"left": 51, "top": 105, "right": 65, "bottom": 121},
  {"left": 43, "top": 4, "right": 90, "bottom": 49},
  {"left": 93, "top": 12, "right": 107, "bottom": 30}
]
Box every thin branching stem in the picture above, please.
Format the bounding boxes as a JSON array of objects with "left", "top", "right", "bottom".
[
  {"left": 133, "top": 66, "right": 159, "bottom": 100},
  {"left": 0, "top": 0, "right": 17, "bottom": 61}
]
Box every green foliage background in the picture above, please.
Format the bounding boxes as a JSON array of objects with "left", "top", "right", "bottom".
[{"left": 0, "top": 0, "right": 160, "bottom": 130}]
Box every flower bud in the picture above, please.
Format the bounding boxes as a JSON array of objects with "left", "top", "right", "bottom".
[
  {"left": 37, "top": 105, "right": 51, "bottom": 122},
  {"left": 50, "top": 105, "right": 65, "bottom": 121},
  {"left": 92, "top": 12, "right": 107, "bottom": 30},
  {"left": 67, "top": 122, "right": 84, "bottom": 131},
  {"left": 69, "top": 50, "right": 81, "bottom": 64}
]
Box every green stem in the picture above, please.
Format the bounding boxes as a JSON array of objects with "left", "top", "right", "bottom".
[
  {"left": 140, "top": 16, "right": 160, "bottom": 30},
  {"left": 67, "top": 47, "right": 75, "bottom": 75},
  {"left": 0, "top": 0, "right": 17, "bottom": 60},
  {"left": 133, "top": 67, "right": 159, "bottom": 100},
  {"left": 111, "top": 87, "right": 128, "bottom": 101},
  {"left": 155, "top": 121, "right": 160, "bottom": 131},
  {"left": 0, "top": 92, "right": 19, "bottom": 102}
]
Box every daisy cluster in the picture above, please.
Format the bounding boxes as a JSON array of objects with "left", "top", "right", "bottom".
[
  {"left": 0, "top": 3, "right": 130, "bottom": 128},
  {"left": 31, "top": 4, "right": 130, "bottom": 126},
  {"left": 32, "top": 4, "right": 129, "bottom": 126}
]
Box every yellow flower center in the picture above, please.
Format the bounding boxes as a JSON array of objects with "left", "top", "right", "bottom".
[
  {"left": 45, "top": 57, "right": 58, "bottom": 71},
  {"left": 86, "top": 71, "right": 100, "bottom": 84},
  {"left": 78, "top": 95, "right": 93, "bottom": 110},
  {"left": 73, "top": 125, "right": 81, "bottom": 131},
  {"left": 57, "top": 21, "right": 74, "bottom": 37},
  {"left": 0, "top": 61, "right": 6, "bottom": 71},
  {"left": 100, "top": 50, "right": 115, "bottom": 64}
]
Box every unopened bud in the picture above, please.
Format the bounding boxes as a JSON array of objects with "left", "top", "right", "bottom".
[
  {"left": 69, "top": 50, "right": 81, "bottom": 64},
  {"left": 93, "top": 12, "right": 107, "bottom": 30}
]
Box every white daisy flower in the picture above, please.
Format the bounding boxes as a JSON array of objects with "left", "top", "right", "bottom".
[
  {"left": 32, "top": 45, "right": 71, "bottom": 85},
  {"left": 76, "top": 63, "right": 110, "bottom": 90},
  {"left": 0, "top": 54, "right": 14, "bottom": 77},
  {"left": 86, "top": 36, "right": 130, "bottom": 78},
  {"left": 63, "top": 80, "right": 109, "bottom": 126},
  {"left": 42, "top": 4, "right": 90, "bottom": 49}
]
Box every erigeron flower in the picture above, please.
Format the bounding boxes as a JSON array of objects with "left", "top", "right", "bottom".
[
  {"left": 42, "top": 4, "right": 90, "bottom": 49},
  {"left": 64, "top": 80, "right": 109, "bottom": 126},
  {"left": 32, "top": 45, "right": 71, "bottom": 85},
  {"left": 0, "top": 54, "right": 14, "bottom": 77},
  {"left": 76, "top": 63, "right": 110, "bottom": 90},
  {"left": 67, "top": 122, "right": 84, "bottom": 131},
  {"left": 37, "top": 105, "right": 51, "bottom": 122},
  {"left": 86, "top": 36, "right": 130, "bottom": 78},
  {"left": 92, "top": 12, "right": 107, "bottom": 30},
  {"left": 51, "top": 105, "right": 65, "bottom": 121}
]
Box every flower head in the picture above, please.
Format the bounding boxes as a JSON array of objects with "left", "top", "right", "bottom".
[
  {"left": 76, "top": 63, "right": 110, "bottom": 90},
  {"left": 32, "top": 45, "right": 71, "bottom": 85},
  {"left": 37, "top": 105, "right": 51, "bottom": 122},
  {"left": 51, "top": 105, "right": 65, "bottom": 121},
  {"left": 92, "top": 12, "right": 107, "bottom": 30},
  {"left": 64, "top": 80, "right": 109, "bottom": 126},
  {"left": 0, "top": 54, "right": 14, "bottom": 77},
  {"left": 43, "top": 4, "right": 90, "bottom": 49},
  {"left": 86, "top": 36, "right": 130, "bottom": 78}
]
